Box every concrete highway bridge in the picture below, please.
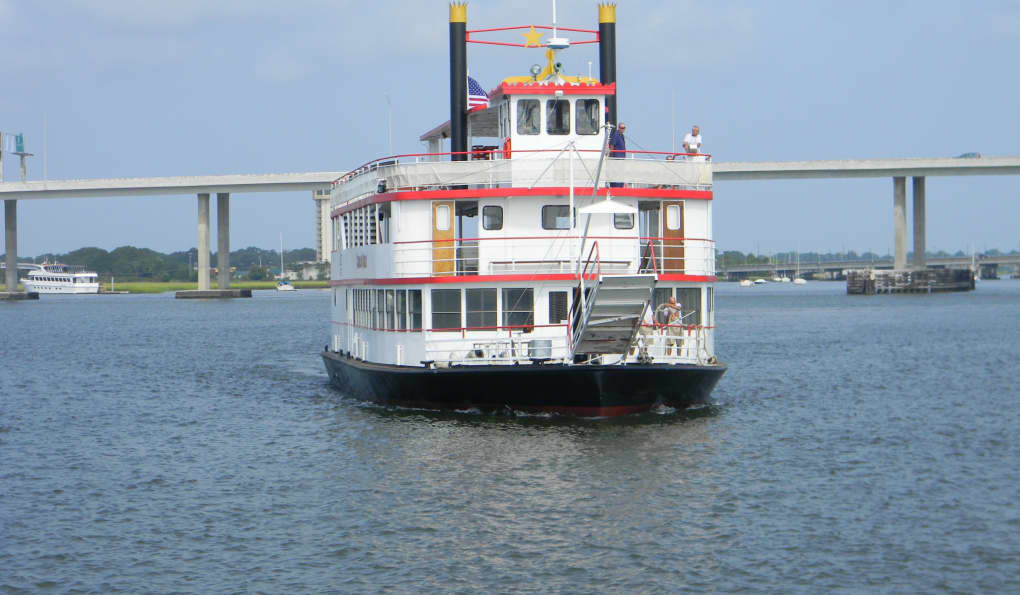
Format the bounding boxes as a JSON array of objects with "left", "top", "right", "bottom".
[
  {"left": 1, "top": 172, "right": 342, "bottom": 294},
  {"left": 2, "top": 156, "right": 1020, "bottom": 294}
]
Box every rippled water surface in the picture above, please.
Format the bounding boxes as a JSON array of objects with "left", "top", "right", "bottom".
[{"left": 2, "top": 282, "right": 1018, "bottom": 592}]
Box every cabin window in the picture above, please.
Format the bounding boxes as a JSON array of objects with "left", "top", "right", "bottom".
[
  {"left": 431, "top": 288, "right": 461, "bottom": 331},
  {"left": 576, "top": 99, "right": 600, "bottom": 135},
  {"left": 614, "top": 213, "right": 634, "bottom": 229},
  {"left": 546, "top": 99, "right": 570, "bottom": 135},
  {"left": 375, "top": 289, "right": 385, "bottom": 329},
  {"left": 706, "top": 286, "right": 714, "bottom": 327},
  {"left": 409, "top": 290, "right": 423, "bottom": 330},
  {"left": 541, "top": 205, "right": 571, "bottom": 230},
  {"left": 653, "top": 287, "right": 673, "bottom": 325},
  {"left": 466, "top": 288, "right": 497, "bottom": 329},
  {"left": 482, "top": 205, "right": 503, "bottom": 230},
  {"left": 436, "top": 204, "right": 451, "bottom": 231},
  {"left": 675, "top": 287, "right": 702, "bottom": 326},
  {"left": 517, "top": 99, "right": 540, "bottom": 135},
  {"left": 385, "top": 289, "right": 396, "bottom": 330},
  {"left": 548, "top": 291, "right": 569, "bottom": 325},
  {"left": 502, "top": 288, "right": 534, "bottom": 331},
  {"left": 396, "top": 290, "right": 407, "bottom": 330},
  {"left": 666, "top": 205, "right": 682, "bottom": 230}
]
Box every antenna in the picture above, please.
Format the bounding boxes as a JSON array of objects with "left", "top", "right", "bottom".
[
  {"left": 385, "top": 93, "right": 393, "bottom": 155},
  {"left": 547, "top": 0, "right": 570, "bottom": 50}
]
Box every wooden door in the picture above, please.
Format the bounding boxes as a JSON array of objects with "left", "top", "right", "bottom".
[
  {"left": 432, "top": 201, "right": 455, "bottom": 276},
  {"left": 663, "top": 201, "right": 685, "bottom": 273}
]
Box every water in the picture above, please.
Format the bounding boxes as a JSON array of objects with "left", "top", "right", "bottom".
[{"left": 2, "top": 283, "right": 1018, "bottom": 592}]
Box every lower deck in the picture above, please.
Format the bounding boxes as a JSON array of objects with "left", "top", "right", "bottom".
[{"left": 328, "top": 280, "right": 716, "bottom": 368}]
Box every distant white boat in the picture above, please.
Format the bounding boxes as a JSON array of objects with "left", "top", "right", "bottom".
[
  {"left": 20, "top": 262, "right": 99, "bottom": 294},
  {"left": 793, "top": 278, "right": 807, "bottom": 285},
  {"left": 754, "top": 278, "right": 767, "bottom": 285},
  {"left": 779, "top": 276, "right": 791, "bottom": 283},
  {"left": 739, "top": 279, "right": 753, "bottom": 287},
  {"left": 276, "top": 232, "right": 296, "bottom": 291}
]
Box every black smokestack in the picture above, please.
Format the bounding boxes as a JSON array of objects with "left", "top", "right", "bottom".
[
  {"left": 598, "top": 3, "right": 617, "bottom": 127},
  {"left": 449, "top": 2, "right": 468, "bottom": 161}
]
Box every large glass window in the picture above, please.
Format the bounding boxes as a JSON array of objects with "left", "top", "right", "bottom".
[
  {"left": 576, "top": 99, "right": 600, "bottom": 135},
  {"left": 396, "top": 290, "right": 407, "bottom": 330},
  {"left": 409, "top": 290, "right": 423, "bottom": 330},
  {"left": 385, "top": 289, "right": 395, "bottom": 330},
  {"left": 546, "top": 99, "right": 570, "bottom": 135},
  {"left": 548, "top": 291, "right": 569, "bottom": 325},
  {"left": 482, "top": 205, "right": 503, "bottom": 230},
  {"left": 675, "top": 287, "right": 702, "bottom": 326},
  {"left": 502, "top": 288, "right": 534, "bottom": 331},
  {"left": 517, "top": 99, "right": 540, "bottom": 135},
  {"left": 541, "top": 205, "right": 571, "bottom": 230},
  {"left": 431, "top": 288, "right": 461, "bottom": 330},
  {"left": 375, "top": 289, "right": 385, "bottom": 329},
  {"left": 466, "top": 288, "right": 497, "bottom": 329}
]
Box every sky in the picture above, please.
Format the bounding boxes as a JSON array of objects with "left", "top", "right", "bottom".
[{"left": 1, "top": 0, "right": 1018, "bottom": 257}]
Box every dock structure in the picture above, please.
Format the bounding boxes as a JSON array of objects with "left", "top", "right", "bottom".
[{"left": 847, "top": 268, "right": 975, "bottom": 295}]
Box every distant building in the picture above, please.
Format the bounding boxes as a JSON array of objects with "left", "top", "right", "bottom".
[
  {"left": 280, "top": 260, "right": 328, "bottom": 281},
  {"left": 313, "top": 187, "right": 331, "bottom": 263}
]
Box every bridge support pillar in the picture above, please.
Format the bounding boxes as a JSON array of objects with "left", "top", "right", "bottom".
[
  {"left": 893, "top": 177, "right": 907, "bottom": 270},
  {"left": 912, "top": 176, "right": 926, "bottom": 269},
  {"left": 216, "top": 193, "right": 230, "bottom": 289},
  {"left": 197, "top": 193, "right": 210, "bottom": 290},
  {"left": 4, "top": 200, "right": 16, "bottom": 291}
]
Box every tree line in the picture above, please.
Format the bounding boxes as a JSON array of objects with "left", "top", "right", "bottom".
[{"left": 1, "top": 246, "right": 318, "bottom": 282}]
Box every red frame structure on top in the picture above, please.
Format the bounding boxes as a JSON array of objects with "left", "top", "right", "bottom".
[{"left": 465, "top": 25, "right": 599, "bottom": 48}]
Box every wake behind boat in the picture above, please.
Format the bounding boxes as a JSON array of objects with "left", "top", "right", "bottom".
[{"left": 321, "top": 2, "right": 726, "bottom": 416}]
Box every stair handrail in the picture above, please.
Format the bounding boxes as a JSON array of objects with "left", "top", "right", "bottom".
[{"left": 568, "top": 240, "right": 602, "bottom": 355}]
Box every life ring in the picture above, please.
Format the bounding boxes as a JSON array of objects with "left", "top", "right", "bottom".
[{"left": 502, "top": 137, "right": 511, "bottom": 160}]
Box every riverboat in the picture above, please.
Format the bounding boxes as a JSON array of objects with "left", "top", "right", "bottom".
[
  {"left": 321, "top": 2, "right": 726, "bottom": 416},
  {"left": 20, "top": 263, "right": 100, "bottom": 294}
]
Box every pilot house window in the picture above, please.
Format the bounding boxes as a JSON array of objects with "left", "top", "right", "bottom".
[
  {"left": 546, "top": 99, "right": 570, "bottom": 135},
  {"left": 576, "top": 99, "right": 600, "bottom": 135},
  {"left": 517, "top": 99, "right": 540, "bottom": 135}
]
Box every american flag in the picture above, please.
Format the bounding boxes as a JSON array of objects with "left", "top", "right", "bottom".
[{"left": 467, "top": 76, "right": 489, "bottom": 110}]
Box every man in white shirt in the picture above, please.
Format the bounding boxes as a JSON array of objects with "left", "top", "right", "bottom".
[{"left": 683, "top": 125, "right": 702, "bottom": 156}]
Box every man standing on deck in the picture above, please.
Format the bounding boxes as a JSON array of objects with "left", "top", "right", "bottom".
[
  {"left": 683, "top": 125, "right": 705, "bottom": 161},
  {"left": 609, "top": 123, "right": 627, "bottom": 187}
]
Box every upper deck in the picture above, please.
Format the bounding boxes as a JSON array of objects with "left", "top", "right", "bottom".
[{"left": 330, "top": 149, "right": 712, "bottom": 210}]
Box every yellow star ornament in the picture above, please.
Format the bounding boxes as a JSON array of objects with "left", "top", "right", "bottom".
[{"left": 521, "top": 26, "right": 543, "bottom": 48}]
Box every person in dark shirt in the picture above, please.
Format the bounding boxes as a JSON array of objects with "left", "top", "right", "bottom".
[
  {"left": 608, "top": 123, "right": 627, "bottom": 187},
  {"left": 609, "top": 122, "right": 627, "bottom": 158}
]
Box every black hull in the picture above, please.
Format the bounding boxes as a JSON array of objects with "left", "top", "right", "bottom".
[{"left": 321, "top": 351, "right": 726, "bottom": 417}]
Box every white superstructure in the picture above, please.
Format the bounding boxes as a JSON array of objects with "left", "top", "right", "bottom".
[{"left": 20, "top": 263, "right": 99, "bottom": 294}]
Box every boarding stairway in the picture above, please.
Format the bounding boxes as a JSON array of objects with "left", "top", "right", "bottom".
[{"left": 569, "top": 273, "right": 656, "bottom": 357}]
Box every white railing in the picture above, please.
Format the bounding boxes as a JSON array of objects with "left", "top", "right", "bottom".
[
  {"left": 418, "top": 323, "right": 714, "bottom": 367},
  {"left": 626, "top": 324, "right": 714, "bottom": 365},
  {"left": 344, "top": 236, "right": 716, "bottom": 278},
  {"left": 423, "top": 326, "right": 570, "bottom": 366},
  {"left": 332, "top": 149, "right": 713, "bottom": 206}
]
